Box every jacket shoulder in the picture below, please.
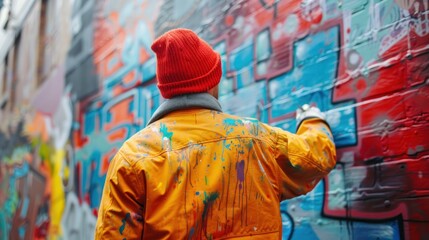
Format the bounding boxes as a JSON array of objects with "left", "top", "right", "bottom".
[
  {"left": 119, "top": 124, "right": 165, "bottom": 163},
  {"left": 216, "top": 112, "right": 278, "bottom": 144}
]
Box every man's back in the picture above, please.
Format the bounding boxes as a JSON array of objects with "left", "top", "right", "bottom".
[
  {"left": 95, "top": 28, "right": 336, "bottom": 240},
  {"left": 95, "top": 108, "right": 336, "bottom": 239}
]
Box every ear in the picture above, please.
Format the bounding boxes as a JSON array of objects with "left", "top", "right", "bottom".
[{"left": 208, "top": 85, "right": 219, "bottom": 99}]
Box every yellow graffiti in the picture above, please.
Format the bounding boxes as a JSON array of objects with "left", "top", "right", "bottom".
[{"left": 48, "top": 149, "right": 66, "bottom": 239}]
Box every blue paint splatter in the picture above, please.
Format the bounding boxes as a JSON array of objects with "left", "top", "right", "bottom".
[
  {"left": 160, "top": 123, "right": 173, "bottom": 148},
  {"left": 188, "top": 227, "right": 195, "bottom": 240},
  {"left": 160, "top": 123, "right": 173, "bottom": 139},
  {"left": 320, "top": 126, "right": 334, "bottom": 142},
  {"left": 223, "top": 118, "right": 243, "bottom": 135},
  {"left": 221, "top": 140, "right": 232, "bottom": 161},
  {"left": 119, "top": 212, "right": 131, "bottom": 235}
]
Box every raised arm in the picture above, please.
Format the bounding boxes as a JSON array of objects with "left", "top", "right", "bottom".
[{"left": 274, "top": 105, "right": 336, "bottom": 200}]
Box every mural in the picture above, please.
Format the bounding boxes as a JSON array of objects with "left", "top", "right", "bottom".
[{"left": 0, "top": 0, "right": 428, "bottom": 239}]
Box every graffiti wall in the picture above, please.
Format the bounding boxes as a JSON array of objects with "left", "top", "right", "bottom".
[{"left": 0, "top": 0, "right": 428, "bottom": 239}]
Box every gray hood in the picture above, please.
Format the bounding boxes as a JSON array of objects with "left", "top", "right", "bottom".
[{"left": 147, "top": 93, "right": 223, "bottom": 125}]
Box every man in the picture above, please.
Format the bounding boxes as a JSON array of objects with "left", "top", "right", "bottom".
[{"left": 95, "top": 28, "right": 336, "bottom": 239}]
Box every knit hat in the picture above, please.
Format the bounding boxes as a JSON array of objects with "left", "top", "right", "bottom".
[{"left": 151, "top": 28, "right": 222, "bottom": 99}]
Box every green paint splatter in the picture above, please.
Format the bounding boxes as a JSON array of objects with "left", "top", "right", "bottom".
[
  {"left": 205, "top": 176, "right": 208, "bottom": 185},
  {"left": 202, "top": 192, "right": 219, "bottom": 215},
  {"left": 201, "top": 192, "right": 220, "bottom": 236},
  {"left": 203, "top": 192, "right": 219, "bottom": 204},
  {"left": 119, "top": 213, "right": 131, "bottom": 235}
]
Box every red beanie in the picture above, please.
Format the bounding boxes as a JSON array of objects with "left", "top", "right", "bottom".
[{"left": 151, "top": 28, "right": 222, "bottom": 99}]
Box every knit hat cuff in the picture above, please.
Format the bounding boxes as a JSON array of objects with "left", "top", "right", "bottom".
[{"left": 158, "top": 53, "right": 222, "bottom": 98}]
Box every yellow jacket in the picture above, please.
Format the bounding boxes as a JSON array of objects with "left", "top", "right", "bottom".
[{"left": 95, "top": 95, "right": 336, "bottom": 239}]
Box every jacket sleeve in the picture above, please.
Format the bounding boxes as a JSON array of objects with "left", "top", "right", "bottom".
[
  {"left": 94, "top": 151, "right": 145, "bottom": 239},
  {"left": 273, "top": 118, "right": 336, "bottom": 200}
]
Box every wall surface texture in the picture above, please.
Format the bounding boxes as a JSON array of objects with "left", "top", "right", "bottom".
[{"left": 0, "top": 0, "right": 428, "bottom": 239}]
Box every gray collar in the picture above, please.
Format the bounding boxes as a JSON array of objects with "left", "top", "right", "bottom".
[{"left": 147, "top": 93, "right": 223, "bottom": 125}]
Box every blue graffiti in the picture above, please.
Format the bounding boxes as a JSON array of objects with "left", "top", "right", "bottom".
[
  {"left": 220, "top": 82, "right": 268, "bottom": 122},
  {"left": 214, "top": 41, "right": 234, "bottom": 97},
  {"left": 0, "top": 161, "right": 30, "bottom": 239},
  {"left": 280, "top": 180, "right": 401, "bottom": 239},
  {"left": 77, "top": 87, "right": 156, "bottom": 207},
  {"left": 268, "top": 27, "right": 356, "bottom": 147},
  {"left": 229, "top": 37, "right": 255, "bottom": 89}
]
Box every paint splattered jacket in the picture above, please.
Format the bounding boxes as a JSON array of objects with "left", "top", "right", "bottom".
[{"left": 95, "top": 93, "right": 336, "bottom": 239}]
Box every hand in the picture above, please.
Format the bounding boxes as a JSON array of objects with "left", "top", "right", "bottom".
[{"left": 296, "top": 104, "right": 326, "bottom": 127}]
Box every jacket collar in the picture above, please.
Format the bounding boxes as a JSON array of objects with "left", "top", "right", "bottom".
[{"left": 147, "top": 93, "right": 223, "bottom": 125}]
